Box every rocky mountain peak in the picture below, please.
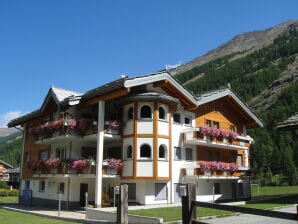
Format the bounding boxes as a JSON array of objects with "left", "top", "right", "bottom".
[{"left": 171, "top": 20, "right": 298, "bottom": 75}]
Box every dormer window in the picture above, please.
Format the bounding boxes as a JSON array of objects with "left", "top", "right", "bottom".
[{"left": 140, "top": 105, "right": 152, "bottom": 119}]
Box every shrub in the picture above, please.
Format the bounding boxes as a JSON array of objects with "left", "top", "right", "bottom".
[
  {"left": 0, "top": 189, "right": 19, "bottom": 197},
  {"left": 0, "top": 181, "right": 8, "bottom": 189}
]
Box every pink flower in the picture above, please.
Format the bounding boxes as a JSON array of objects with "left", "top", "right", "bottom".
[
  {"left": 229, "top": 131, "right": 238, "bottom": 141},
  {"left": 220, "top": 130, "right": 230, "bottom": 138},
  {"left": 72, "top": 159, "right": 89, "bottom": 170},
  {"left": 103, "top": 158, "right": 123, "bottom": 171},
  {"left": 107, "top": 120, "right": 122, "bottom": 130},
  {"left": 66, "top": 119, "right": 77, "bottom": 130},
  {"left": 44, "top": 158, "right": 61, "bottom": 168}
]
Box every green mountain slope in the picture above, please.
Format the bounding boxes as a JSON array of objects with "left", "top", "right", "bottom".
[
  {"left": 0, "top": 132, "right": 22, "bottom": 167},
  {"left": 175, "top": 22, "right": 298, "bottom": 185}
]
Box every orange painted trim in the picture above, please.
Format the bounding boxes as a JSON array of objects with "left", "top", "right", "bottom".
[
  {"left": 153, "top": 102, "right": 158, "bottom": 179},
  {"left": 168, "top": 111, "right": 172, "bottom": 180},
  {"left": 133, "top": 102, "right": 138, "bottom": 178}
]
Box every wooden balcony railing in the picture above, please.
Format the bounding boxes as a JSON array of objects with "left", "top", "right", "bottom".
[{"left": 184, "top": 131, "right": 251, "bottom": 148}]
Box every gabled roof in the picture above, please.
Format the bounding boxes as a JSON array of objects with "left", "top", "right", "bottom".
[
  {"left": 8, "top": 71, "right": 262, "bottom": 129},
  {"left": 124, "top": 71, "right": 197, "bottom": 106},
  {"left": 197, "top": 88, "right": 263, "bottom": 128},
  {"left": 277, "top": 112, "right": 298, "bottom": 130},
  {"left": 50, "top": 86, "right": 82, "bottom": 104},
  {"left": 3, "top": 167, "right": 20, "bottom": 174},
  {"left": 0, "top": 160, "right": 13, "bottom": 169},
  {"left": 8, "top": 86, "right": 83, "bottom": 127}
]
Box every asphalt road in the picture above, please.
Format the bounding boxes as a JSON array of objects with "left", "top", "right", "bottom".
[{"left": 200, "top": 205, "right": 297, "bottom": 224}]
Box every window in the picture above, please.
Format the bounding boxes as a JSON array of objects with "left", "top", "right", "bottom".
[
  {"left": 214, "top": 183, "right": 221, "bottom": 194},
  {"left": 185, "top": 148, "right": 193, "bottom": 161},
  {"left": 122, "top": 183, "right": 136, "bottom": 200},
  {"left": 173, "top": 113, "right": 181, "bottom": 123},
  {"left": 206, "top": 119, "right": 211, "bottom": 127},
  {"left": 39, "top": 180, "right": 45, "bottom": 192},
  {"left": 25, "top": 180, "right": 30, "bottom": 189},
  {"left": 57, "top": 183, "right": 65, "bottom": 194},
  {"left": 128, "top": 107, "right": 133, "bottom": 120},
  {"left": 140, "top": 144, "right": 151, "bottom": 159},
  {"left": 230, "top": 125, "right": 236, "bottom": 132},
  {"left": 126, "top": 145, "right": 133, "bottom": 160},
  {"left": 238, "top": 183, "right": 244, "bottom": 196},
  {"left": 140, "top": 105, "right": 152, "bottom": 119},
  {"left": 25, "top": 153, "right": 30, "bottom": 162},
  {"left": 81, "top": 147, "right": 96, "bottom": 159},
  {"left": 174, "top": 147, "right": 181, "bottom": 160},
  {"left": 208, "top": 151, "right": 220, "bottom": 161},
  {"left": 39, "top": 150, "right": 48, "bottom": 161},
  {"left": 237, "top": 155, "right": 243, "bottom": 167},
  {"left": 158, "top": 145, "right": 167, "bottom": 160},
  {"left": 184, "top": 116, "right": 191, "bottom": 126},
  {"left": 155, "top": 183, "right": 167, "bottom": 200},
  {"left": 56, "top": 147, "right": 66, "bottom": 159},
  {"left": 213, "top": 121, "right": 219, "bottom": 129},
  {"left": 158, "top": 107, "right": 166, "bottom": 120}
]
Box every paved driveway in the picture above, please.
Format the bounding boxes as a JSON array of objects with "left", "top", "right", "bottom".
[{"left": 200, "top": 205, "right": 297, "bottom": 224}]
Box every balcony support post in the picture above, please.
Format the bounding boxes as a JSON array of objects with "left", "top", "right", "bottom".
[{"left": 95, "top": 100, "right": 105, "bottom": 208}]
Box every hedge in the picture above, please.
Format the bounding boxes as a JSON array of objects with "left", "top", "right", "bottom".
[{"left": 0, "top": 189, "right": 19, "bottom": 197}]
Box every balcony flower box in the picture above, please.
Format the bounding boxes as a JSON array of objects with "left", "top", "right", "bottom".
[{"left": 103, "top": 158, "right": 123, "bottom": 172}]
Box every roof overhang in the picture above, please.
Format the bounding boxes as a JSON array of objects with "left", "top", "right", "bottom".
[
  {"left": 197, "top": 88, "right": 263, "bottom": 128},
  {"left": 124, "top": 72, "right": 197, "bottom": 110},
  {"left": 277, "top": 113, "right": 298, "bottom": 131}
]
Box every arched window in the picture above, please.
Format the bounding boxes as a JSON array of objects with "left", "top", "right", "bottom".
[
  {"left": 140, "top": 144, "right": 151, "bottom": 159},
  {"left": 140, "top": 105, "right": 152, "bottom": 119},
  {"left": 159, "top": 145, "right": 167, "bottom": 160},
  {"left": 158, "top": 107, "right": 166, "bottom": 120},
  {"left": 126, "top": 145, "right": 133, "bottom": 159},
  {"left": 128, "top": 107, "right": 133, "bottom": 120}
]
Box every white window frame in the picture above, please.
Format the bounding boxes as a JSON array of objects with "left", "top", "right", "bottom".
[
  {"left": 139, "top": 105, "right": 152, "bottom": 119},
  {"left": 158, "top": 145, "right": 167, "bottom": 160},
  {"left": 39, "top": 180, "right": 45, "bottom": 192},
  {"left": 185, "top": 148, "right": 193, "bottom": 161},
  {"left": 174, "top": 147, "right": 182, "bottom": 160},
  {"left": 140, "top": 144, "right": 152, "bottom": 160}
]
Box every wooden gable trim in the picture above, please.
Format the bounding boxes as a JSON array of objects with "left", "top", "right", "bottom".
[
  {"left": 80, "top": 87, "right": 130, "bottom": 107},
  {"left": 226, "top": 96, "right": 258, "bottom": 128},
  {"left": 159, "top": 82, "right": 197, "bottom": 111}
]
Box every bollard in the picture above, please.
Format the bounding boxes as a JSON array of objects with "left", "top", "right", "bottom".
[
  {"left": 58, "top": 193, "right": 62, "bottom": 217},
  {"left": 85, "top": 192, "right": 88, "bottom": 210},
  {"left": 121, "top": 184, "right": 128, "bottom": 224},
  {"left": 114, "top": 186, "right": 121, "bottom": 224},
  {"left": 179, "top": 184, "right": 189, "bottom": 224}
]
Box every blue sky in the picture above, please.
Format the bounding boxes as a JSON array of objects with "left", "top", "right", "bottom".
[{"left": 0, "top": 0, "right": 297, "bottom": 127}]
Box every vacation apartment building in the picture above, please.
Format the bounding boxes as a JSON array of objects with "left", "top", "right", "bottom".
[{"left": 8, "top": 72, "right": 263, "bottom": 209}]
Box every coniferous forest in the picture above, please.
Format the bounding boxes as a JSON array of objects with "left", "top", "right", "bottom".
[{"left": 176, "top": 27, "right": 298, "bottom": 185}]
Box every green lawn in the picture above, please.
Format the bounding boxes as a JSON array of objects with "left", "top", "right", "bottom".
[
  {"left": 251, "top": 185, "right": 298, "bottom": 196},
  {"left": 129, "top": 195, "right": 298, "bottom": 222},
  {"left": 0, "top": 208, "right": 81, "bottom": 224},
  {"left": 0, "top": 196, "right": 19, "bottom": 203},
  {"left": 129, "top": 206, "right": 233, "bottom": 222}
]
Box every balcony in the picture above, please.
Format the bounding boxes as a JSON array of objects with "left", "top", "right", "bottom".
[
  {"left": 180, "top": 161, "right": 248, "bottom": 179},
  {"left": 182, "top": 127, "right": 252, "bottom": 150},
  {"left": 26, "top": 158, "right": 123, "bottom": 178},
  {"left": 28, "top": 119, "right": 122, "bottom": 143}
]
